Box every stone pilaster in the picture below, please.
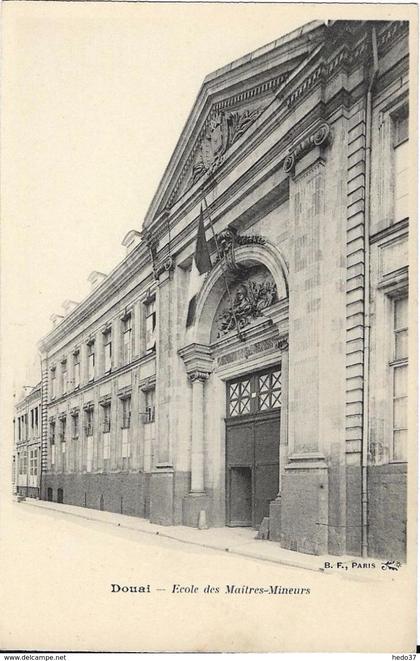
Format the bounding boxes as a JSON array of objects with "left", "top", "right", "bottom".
[{"left": 178, "top": 343, "right": 213, "bottom": 527}]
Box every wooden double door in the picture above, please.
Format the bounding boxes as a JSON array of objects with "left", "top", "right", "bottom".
[{"left": 225, "top": 366, "right": 281, "bottom": 528}]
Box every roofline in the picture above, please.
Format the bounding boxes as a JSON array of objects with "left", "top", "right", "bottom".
[
  {"left": 38, "top": 238, "right": 152, "bottom": 353},
  {"left": 142, "top": 20, "right": 326, "bottom": 230}
]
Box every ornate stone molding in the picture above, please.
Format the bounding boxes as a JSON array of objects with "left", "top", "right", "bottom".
[
  {"left": 178, "top": 343, "right": 213, "bottom": 378},
  {"left": 216, "top": 278, "right": 277, "bottom": 338},
  {"left": 278, "top": 336, "right": 289, "bottom": 352},
  {"left": 283, "top": 122, "right": 331, "bottom": 175},
  {"left": 143, "top": 227, "right": 175, "bottom": 281},
  {"left": 215, "top": 228, "right": 266, "bottom": 275},
  {"left": 188, "top": 370, "right": 210, "bottom": 383}
]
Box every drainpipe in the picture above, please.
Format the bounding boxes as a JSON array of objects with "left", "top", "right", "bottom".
[{"left": 361, "top": 25, "right": 378, "bottom": 558}]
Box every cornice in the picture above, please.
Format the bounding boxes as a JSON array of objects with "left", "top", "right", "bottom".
[{"left": 143, "top": 23, "right": 327, "bottom": 229}]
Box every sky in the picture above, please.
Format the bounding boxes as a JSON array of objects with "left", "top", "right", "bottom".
[{"left": 1, "top": 1, "right": 413, "bottom": 395}]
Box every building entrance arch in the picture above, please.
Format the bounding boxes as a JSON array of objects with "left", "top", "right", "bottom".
[{"left": 179, "top": 240, "right": 289, "bottom": 530}]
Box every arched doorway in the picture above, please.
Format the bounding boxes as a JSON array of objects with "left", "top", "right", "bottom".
[{"left": 180, "top": 239, "right": 289, "bottom": 530}]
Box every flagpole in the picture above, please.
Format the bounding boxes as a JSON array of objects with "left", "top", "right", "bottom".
[{"left": 201, "top": 190, "right": 245, "bottom": 342}]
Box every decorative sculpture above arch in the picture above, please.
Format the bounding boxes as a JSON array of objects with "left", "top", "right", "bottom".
[{"left": 184, "top": 240, "right": 289, "bottom": 346}]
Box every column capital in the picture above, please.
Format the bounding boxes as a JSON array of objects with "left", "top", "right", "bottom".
[
  {"left": 178, "top": 342, "right": 213, "bottom": 379},
  {"left": 188, "top": 370, "right": 210, "bottom": 384}
]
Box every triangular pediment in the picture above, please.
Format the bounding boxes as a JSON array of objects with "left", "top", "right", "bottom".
[{"left": 143, "top": 20, "right": 326, "bottom": 229}]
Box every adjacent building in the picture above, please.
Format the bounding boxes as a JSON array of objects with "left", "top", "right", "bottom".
[
  {"left": 13, "top": 383, "right": 42, "bottom": 498},
  {"left": 16, "top": 19, "right": 411, "bottom": 561}
]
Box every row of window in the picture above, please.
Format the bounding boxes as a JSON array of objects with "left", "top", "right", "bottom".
[
  {"left": 49, "top": 390, "right": 155, "bottom": 444},
  {"left": 49, "top": 391, "right": 155, "bottom": 471},
  {"left": 17, "top": 406, "right": 40, "bottom": 441},
  {"left": 50, "top": 299, "right": 156, "bottom": 400},
  {"left": 17, "top": 449, "right": 38, "bottom": 476}
]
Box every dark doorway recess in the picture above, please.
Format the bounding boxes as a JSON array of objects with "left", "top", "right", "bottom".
[{"left": 226, "top": 366, "right": 280, "bottom": 529}]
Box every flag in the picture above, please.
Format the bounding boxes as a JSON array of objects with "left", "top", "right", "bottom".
[{"left": 186, "top": 206, "right": 212, "bottom": 327}]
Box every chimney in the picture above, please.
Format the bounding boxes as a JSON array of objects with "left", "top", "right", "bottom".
[
  {"left": 87, "top": 271, "right": 107, "bottom": 290},
  {"left": 122, "top": 230, "right": 142, "bottom": 255},
  {"left": 62, "top": 299, "right": 79, "bottom": 315}
]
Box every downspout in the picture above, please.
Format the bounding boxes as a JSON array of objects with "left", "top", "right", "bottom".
[
  {"left": 361, "top": 26, "right": 378, "bottom": 558},
  {"left": 38, "top": 353, "right": 44, "bottom": 500}
]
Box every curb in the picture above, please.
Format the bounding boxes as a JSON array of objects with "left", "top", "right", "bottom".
[{"left": 20, "top": 499, "right": 324, "bottom": 573}]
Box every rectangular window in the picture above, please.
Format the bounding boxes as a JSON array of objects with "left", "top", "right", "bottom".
[
  {"left": 51, "top": 367, "right": 56, "bottom": 399},
  {"left": 59, "top": 417, "right": 67, "bottom": 453},
  {"left": 30, "top": 449, "right": 38, "bottom": 477},
  {"left": 61, "top": 360, "right": 68, "bottom": 395},
  {"left": 145, "top": 388, "right": 155, "bottom": 423},
  {"left": 393, "top": 110, "right": 409, "bottom": 223},
  {"left": 122, "top": 315, "right": 132, "bottom": 365},
  {"left": 121, "top": 396, "right": 131, "bottom": 429},
  {"left": 392, "top": 296, "right": 408, "bottom": 462},
  {"left": 102, "top": 402, "right": 111, "bottom": 461},
  {"left": 85, "top": 408, "right": 94, "bottom": 437},
  {"left": 49, "top": 421, "right": 56, "bottom": 466},
  {"left": 87, "top": 436, "right": 93, "bottom": 473},
  {"left": 394, "top": 297, "right": 408, "bottom": 360},
  {"left": 103, "top": 328, "right": 112, "bottom": 373},
  {"left": 73, "top": 351, "right": 80, "bottom": 389},
  {"left": 87, "top": 341, "right": 95, "bottom": 381},
  {"left": 71, "top": 411, "right": 79, "bottom": 438},
  {"left": 145, "top": 299, "right": 156, "bottom": 353},
  {"left": 102, "top": 403, "right": 111, "bottom": 433},
  {"left": 35, "top": 407, "right": 39, "bottom": 434},
  {"left": 31, "top": 409, "right": 34, "bottom": 431}
]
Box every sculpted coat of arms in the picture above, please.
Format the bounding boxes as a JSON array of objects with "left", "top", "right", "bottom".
[{"left": 192, "top": 107, "right": 261, "bottom": 184}]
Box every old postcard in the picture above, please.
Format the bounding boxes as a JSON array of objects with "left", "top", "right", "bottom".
[{"left": 0, "top": 1, "right": 417, "bottom": 653}]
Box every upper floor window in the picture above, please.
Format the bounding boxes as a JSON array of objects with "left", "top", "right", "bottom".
[
  {"left": 102, "top": 403, "right": 111, "bottom": 433},
  {"left": 393, "top": 109, "right": 409, "bottom": 223},
  {"left": 61, "top": 360, "right": 68, "bottom": 395},
  {"left": 103, "top": 328, "right": 112, "bottom": 373},
  {"left": 391, "top": 296, "right": 408, "bottom": 462},
  {"left": 145, "top": 299, "right": 156, "bottom": 353},
  {"left": 73, "top": 350, "right": 80, "bottom": 389},
  {"left": 144, "top": 388, "right": 156, "bottom": 423},
  {"left": 87, "top": 340, "right": 95, "bottom": 382},
  {"left": 50, "top": 367, "right": 56, "bottom": 399},
  {"left": 59, "top": 417, "right": 67, "bottom": 453},
  {"left": 49, "top": 421, "right": 56, "bottom": 465},
  {"left": 122, "top": 314, "right": 132, "bottom": 365},
  {"left": 121, "top": 396, "right": 131, "bottom": 429},
  {"left": 85, "top": 407, "right": 94, "bottom": 437},
  {"left": 71, "top": 411, "right": 79, "bottom": 438}
]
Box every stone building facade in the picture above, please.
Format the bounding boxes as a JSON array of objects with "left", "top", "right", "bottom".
[
  {"left": 31, "top": 19, "right": 410, "bottom": 560},
  {"left": 13, "top": 384, "right": 42, "bottom": 498}
]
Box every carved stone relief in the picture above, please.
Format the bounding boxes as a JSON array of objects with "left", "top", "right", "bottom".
[
  {"left": 216, "top": 277, "right": 277, "bottom": 338},
  {"left": 191, "top": 107, "right": 263, "bottom": 186}
]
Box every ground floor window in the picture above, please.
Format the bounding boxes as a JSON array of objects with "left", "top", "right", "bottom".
[{"left": 391, "top": 296, "right": 408, "bottom": 462}]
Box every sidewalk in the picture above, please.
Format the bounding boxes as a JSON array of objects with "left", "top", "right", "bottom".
[{"left": 20, "top": 497, "right": 381, "bottom": 575}]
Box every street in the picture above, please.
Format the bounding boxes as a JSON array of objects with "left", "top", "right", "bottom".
[{"left": 0, "top": 500, "right": 414, "bottom": 653}]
